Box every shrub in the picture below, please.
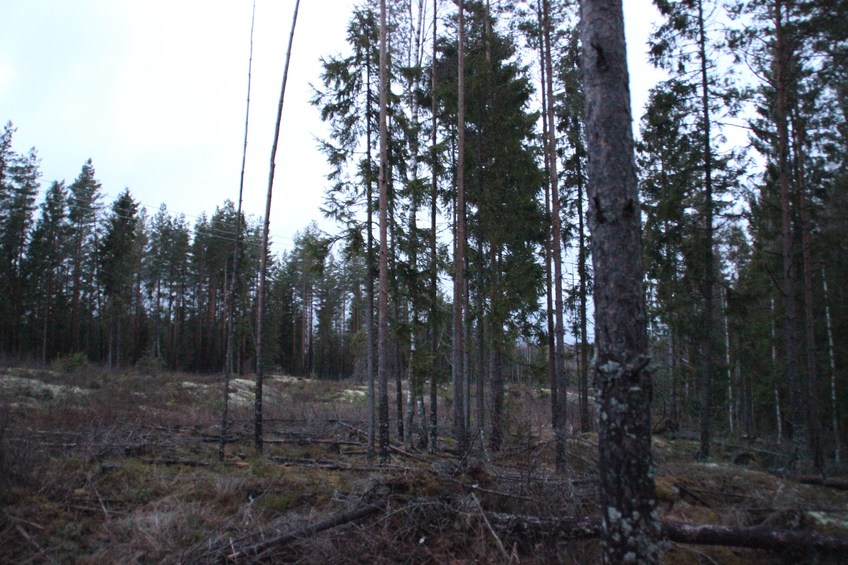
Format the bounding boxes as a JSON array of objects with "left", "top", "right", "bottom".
[
  {"left": 51, "top": 352, "right": 89, "bottom": 373},
  {"left": 135, "top": 351, "right": 165, "bottom": 375}
]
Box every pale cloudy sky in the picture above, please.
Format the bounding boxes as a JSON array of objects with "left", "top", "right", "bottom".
[{"left": 0, "top": 0, "right": 662, "bottom": 254}]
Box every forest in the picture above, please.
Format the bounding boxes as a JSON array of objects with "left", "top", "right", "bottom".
[{"left": 2, "top": 0, "right": 848, "bottom": 562}]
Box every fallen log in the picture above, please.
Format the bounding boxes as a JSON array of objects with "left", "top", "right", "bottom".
[
  {"left": 792, "top": 475, "right": 848, "bottom": 491},
  {"left": 661, "top": 521, "right": 848, "bottom": 554},
  {"left": 485, "top": 513, "right": 848, "bottom": 555}
]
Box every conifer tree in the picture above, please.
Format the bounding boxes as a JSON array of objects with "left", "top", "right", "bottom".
[
  {"left": 0, "top": 146, "right": 39, "bottom": 354},
  {"left": 27, "top": 181, "right": 69, "bottom": 364},
  {"left": 67, "top": 159, "right": 102, "bottom": 356},
  {"left": 580, "top": 0, "right": 660, "bottom": 560},
  {"left": 99, "top": 189, "right": 140, "bottom": 367}
]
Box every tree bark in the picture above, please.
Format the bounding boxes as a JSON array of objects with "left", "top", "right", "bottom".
[{"left": 580, "top": 0, "right": 660, "bottom": 562}]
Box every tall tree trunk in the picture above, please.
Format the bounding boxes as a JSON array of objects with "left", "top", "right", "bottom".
[
  {"left": 542, "top": 0, "right": 568, "bottom": 474},
  {"left": 481, "top": 0, "right": 496, "bottom": 454},
  {"left": 793, "top": 112, "right": 823, "bottom": 472},
  {"left": 220, "top": 0, "right": 255, "bottom": 462},
  {"left": 366, "top": 53, "right": 377, "bottom": 460},
  {"left": 575, "top": 137, "right": 590, "bottom": 433},
  {"left": 255, "top": 0, "right": 301, "bottom": 453},
  {"left": 477, "top": 240, "right": 487, "bottom": 446},
  {"left": 452, "top": 0, "right": 468, "bottom": 459},
  {"left": 822, "top": 267, "right": 840, "bottom": 464},
  {"left": 773, "top": 0, "right": 804, "bottom": 460},
  {"left": 377, "top": 0, "right": 392, "bottom": 464},
  {"left": 580, "top": 0, "right": 660, "bottom": 562},
  {"left": 696, "top": 0, "right": 716, "bottom": 461},
  {"left": 405, "top": 328, "right": 416, "bottom": 451},
  {"left": 428, "top": 0, "right": 440, "bottom": 454},
  {"left": 724, "top": 288, "right": 734, "bottom": 435},
  {"left": 536, "top": 1, "right": 557, "bottom": 444},
  {"left": 771, "top": 295, "right": 784, "bottom": 445}
]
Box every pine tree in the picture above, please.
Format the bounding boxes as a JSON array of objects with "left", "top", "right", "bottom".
[
  {"left": 580, "top": 0, "right": 660, "bottom": 560},
  {"left": 377, "top": 0, "right": 394, "bottom": 463}
]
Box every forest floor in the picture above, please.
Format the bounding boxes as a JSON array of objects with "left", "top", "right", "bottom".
[{"left": 1, "top": 366, "right": 847, "bottom": 564}]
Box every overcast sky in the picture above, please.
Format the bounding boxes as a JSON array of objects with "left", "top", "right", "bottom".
[{"left": 0, "top": 0, "right": 663, "bottom": 254}]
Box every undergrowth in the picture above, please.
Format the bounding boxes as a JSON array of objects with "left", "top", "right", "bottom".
[{"left": 0, "top": 366, "right": 846, "bottom": 563}]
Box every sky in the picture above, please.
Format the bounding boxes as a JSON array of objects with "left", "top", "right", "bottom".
[{"left": 0, "top": 0, "right": 664, "bottom": 255}]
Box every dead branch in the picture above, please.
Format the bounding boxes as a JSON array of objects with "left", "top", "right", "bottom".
[
  {"left": 471, "top": 493, "right": 515, "bottom": 563},
  {"left": 244, "top": 500, "right": 384, "bottom": 559},
  {"left": 263, "top": 437, "right": 360, "bottom": 446},
  {"left": 390, "top": 444, "right": 430, "bottom": 463},
  {"left": 14, "top": 525, "right": 57, "bottom": 564},
  {"left": 267, "top": 455, "right": 408, "bottom": 473},
  {"left": 140, "top": 458, "right": 211, "bottom": 467},
  {"left": 791, "top": 475, "right": 848, "bottom": 491}
]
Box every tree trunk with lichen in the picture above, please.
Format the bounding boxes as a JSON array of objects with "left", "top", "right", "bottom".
[{"left": 580, "top": 0, "right": 660, "bottom": 562}]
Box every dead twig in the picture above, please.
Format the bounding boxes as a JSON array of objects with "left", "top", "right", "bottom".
[
  {"left": 471, "top": 492, "right": 515, "bottom": 563},
  {"left": 14, "top": 525, "right": 57, "bottom": 564},
  {"left": 390, "top": 444, "right": 430, "bottom": 463},
  {"left": 140, "top": 458, "right": 211, "bottom": 467}
]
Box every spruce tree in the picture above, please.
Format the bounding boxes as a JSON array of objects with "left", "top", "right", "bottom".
[{"left": 99, "top": 189, "right": 140, "bottom": 367}]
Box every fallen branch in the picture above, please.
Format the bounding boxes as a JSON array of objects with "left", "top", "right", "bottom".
[
  {"left": 267, "top": 455, "right": 408, "bottom": 473},
  {"left": 140, "top": 458, "right": 211, "bottom": 467},
  {"left": 263, "top": 437, "right": 360, "bottom": 446},
  {"left": 792, "top": 475, "right": 848, "bottom": 491},
  {"left": 471, "top": 493, "right": 515, "bottom": 563},
  {"left": 14, "top": 524, "right": 58, "bottom": 564},
  {"left": 390, "top": 444, "right": 430, "bottom": 463},
  {"left": 245, "top": 501, "right": 384, "bottom": 558}
]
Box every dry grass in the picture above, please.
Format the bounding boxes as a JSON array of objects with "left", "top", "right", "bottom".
[{"left": 1, "top": 367, "right": 847, "bottom": 563}]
